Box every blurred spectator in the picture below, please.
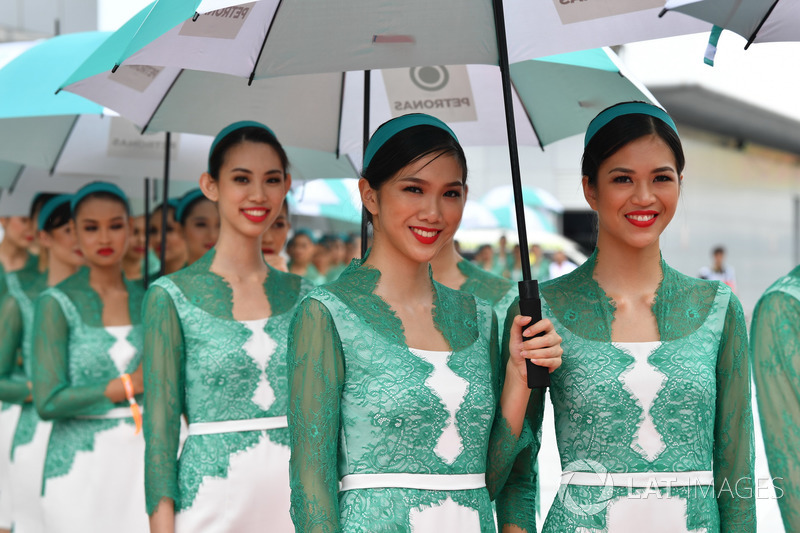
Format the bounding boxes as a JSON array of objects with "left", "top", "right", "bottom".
[
  {"left": 549, "top": 249, "right": 577, "bottom": 279},
  {"left": 473, "top": 244, "right": 495, "bottom": 272},
  {"left": 531, "top": 243, "right": 551, "bottom": 282},
  {"left": 698, "top": 245, "right": 736, "bottom": 292},
  {"left": 344, "top": 233, "right": 361, "bottom": 264},
  {"left": 287, "top": 230, "right": 324, "bottom": 284},
  {"left": 261, "top": 203, "right": 291, "bottom": 272}
]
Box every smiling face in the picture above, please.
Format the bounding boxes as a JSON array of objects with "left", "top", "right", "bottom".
[
  {"left": 201, "top": 141, "right": 291, "bottom": 240},
  {"left": 74, "top": 197, "right": 130, "bottom": 268},
  {"left": 362, "top": 152, "right": 466, "bottom": 265},
  {"left": 182, "top": 198, "right": 220, "bottom": 263},
  {"left": 149, "top": 206, "right": 186, "bottom": 264},
  {"left": 583, "top": 133, "right": 681, "bottom": 252}
]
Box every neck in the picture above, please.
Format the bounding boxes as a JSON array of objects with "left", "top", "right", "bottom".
[
  {"left": 210, "top": 225, "right": 267, "bottom": 279},
  {"left": 429, "top": 242, "right": 465, "bottom": 291},
  {"left": 122, "top": 255, "right": 142, "bottom": 280},
  {"left": 0, "top": 239, "right": 28, "bottom": 270},
  {"left": 365, "top": 232, "right": 433, "bottom": 303},
  {"left": 593, "top": 233, "right": 663, "bottom": 296},
  {"left": 47, "top": 257, "right": 79, "bottom": 286},
  {"left": 88, "top": 262, "right": 126, "bottom": 291}
]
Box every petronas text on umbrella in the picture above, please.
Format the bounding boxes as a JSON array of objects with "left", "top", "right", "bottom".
[{"left": 394, "top": 98, "right": 471, "bottom": 112}]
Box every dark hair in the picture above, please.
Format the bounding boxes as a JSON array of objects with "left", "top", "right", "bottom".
[
  {"left": 362, "top": 124, "right": 467, "bottom": 224},
  {"left": 30, "top": 193, "right": 58, "bottom": 219},
  {"left": 152, "top": 202, "right": 177, "bottom": 218},
  {"left": 287, "top": 230, "right": 314, "bottom": 249},
  {"left": 208, "top": 126, "right": 289, "bottom": 180},
  {"left": 581, "top": 102, "right": 685, "bottom": 186},
  {"left": 178, "top": 196, "right": 212, "bottom": 226},
  {"left": 42, "top": 202, "right": 72, "bottom": 232},
  {"left": 73, "top": 191, "right": 130, "bottom": 219},
  {"left": 713, "top": 246, "right": 725, "bottom": 255}
]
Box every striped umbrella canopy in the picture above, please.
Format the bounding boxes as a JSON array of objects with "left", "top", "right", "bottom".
[{"left": 288, "top": 178, "right": 362, "bottom": 225}]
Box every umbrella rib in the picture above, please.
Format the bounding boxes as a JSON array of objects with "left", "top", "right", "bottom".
[
  {"left": 141, "top": 69, "right": 185, "bottom": 134},
  {"left": 746, "top": 0, "right": 781, "bottom": 49},
  {"left": 511, "top": 77, "right": 545, "bottom": 151},
  {"left": 335, "top": 72, "right": 345, "bottom": 158},
  {"left": 248, "top": 0, "right": 285, "bottom": 86},
  {"left": 7, "top": 165, "right": 25, "bottom": 194},
  {"left": 49, "top": 115, "right": 80, "bottom": 175}
]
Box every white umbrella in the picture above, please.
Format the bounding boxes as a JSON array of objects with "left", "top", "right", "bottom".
[
  {"left": 460, "top": 200, "right": 501, "bottom": 231},
  {"left": 288, "top": 178, "right": 362, "bottom": 224}
]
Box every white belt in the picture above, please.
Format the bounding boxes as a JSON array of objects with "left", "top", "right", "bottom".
[
  {"left": 561, "top": 470, "right": 714, "bottom": 487},
  {"left": 340, "top": 473, "right": 486, "bottom": 492},
  {"left": 187, "top": 416, "right": 288, "bottom": 436},
  {"left": 78, "top": 406, "right": 139, "bottom": 420}
]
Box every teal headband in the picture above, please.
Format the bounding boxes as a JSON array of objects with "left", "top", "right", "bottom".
[
  {"left": 208, "top": 120, "right": 277, "bottom": 172},
  {"left": 584, "top": 102, "right": 678, "bottom": 147},
  {"left": 71, "top": 181, "right": 130, "bottom": 214},
  {"left": 176, "top": 188, "right": 207, "bottom": 224},
  {"left": 363, "top": 114, "right": 459, "bottom": 169},
  {"left": 38, "top": 194, "right": 72, "bottom": 231}
]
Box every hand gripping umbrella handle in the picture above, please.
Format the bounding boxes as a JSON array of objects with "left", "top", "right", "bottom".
[{"left": 518, "top": 279, "right": 550, "bottom": 389}]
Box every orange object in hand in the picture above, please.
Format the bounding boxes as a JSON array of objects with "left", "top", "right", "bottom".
[{"left": 120, "top": 373, "right": 143, "bottom": 435}]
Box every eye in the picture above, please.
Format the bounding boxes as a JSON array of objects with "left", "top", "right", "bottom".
[
  {"left": 233, "top": 175, "right": 249, "bottom": 184},
  {"left": 83, "top": 225, "right": 98, "bottom": 232},
  {"left": 444, "top": 189, "right": 462, "bottom": 198},
  {"left": 612, "top": 175, "right": 632, "bottom": 184},
  {"left": 404, "top": 186, "right": 422, "bottom": 194},
  {"left": 266, "top": 176, "right": 283, "bottom": 184},
  {"left": 111, "top": 223, "right": 125, "bottom": 230},
  {"left": 654, "top": 174, "right": 674, "bottom": 183},
  {"left": 274, "top": 221, "right": 286, "bottom": 229},
  {"left": 194, "top": 221, "right": 207, "bottom": 228}
]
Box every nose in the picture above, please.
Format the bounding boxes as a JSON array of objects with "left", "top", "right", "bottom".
[
  {"left": 631, "top": 180, "right": 656, "bottom": 206},
  {"left": 419, "top": 195, "right": 443, "bottom": 223},
  {"left": 251, "top": 181, "right": 268, "bottom": 203}
]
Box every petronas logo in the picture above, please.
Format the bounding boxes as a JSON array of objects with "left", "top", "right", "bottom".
[{"left": 410, "top": 66, "right": 450, "bottom": 92}]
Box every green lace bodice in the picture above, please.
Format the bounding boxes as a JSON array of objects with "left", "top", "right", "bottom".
[
  {"left": 142, "top": 250, "right": 314, "bottom": 514},
  {"left": 0, "top": 269, "right": 45, "bottom": 404},
  {"left": 32, "top": 267, "right": 144, "bottom": 420},
  {"left": 457, "top": 259, "right": 517, "bottom": 327},
  {"left": 750, "top": 264, "right": 800, "bottom": 532},
  {"left": 501, "top": 251, "right": 756, "bottom": 532},
  {"left": 288, "top": 258, "right": 531, "bottom": 532}
]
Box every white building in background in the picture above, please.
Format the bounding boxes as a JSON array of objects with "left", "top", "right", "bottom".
[{"left": 0, "top": 0, "right": 97, "bottom": 40}]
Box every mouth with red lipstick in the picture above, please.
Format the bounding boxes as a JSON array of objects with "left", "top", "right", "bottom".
[
  {"left": 625, "top": 210, "right": 659, "bottom": 228},
  {"left": 241, "top": 207, "right": 269, "bottom": 223},
  {"left": 97, "top": 248, "right": 114, "bottom": 256},
  {"left": 262, "top": 247, "right": 275, "bottom": 255},
  {"left": 133, "top": 246, "right": 146, "bottom": 254},
  {"left": 204, "top": 243, "right": 215, "bottom": 250},
  {"left": 410, "top": 226, "right": 442, "bottom": 245}
]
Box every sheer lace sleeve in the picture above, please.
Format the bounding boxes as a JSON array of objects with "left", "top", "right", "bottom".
[
  {"left": 0, "top": 294, "right": 28, "bottom": 403},
  {"left": 715, "top": 291, "right": 756, "bottom": 532},
  {"left": 287, "top": 296, "right": 345, "bottom": 533},
  {"left": 142, "top": 283, "right": 185, "bottom": 516},
  {"left": 750, "top": 289, "right": 800, "bottom": 531},
  {"left": 492, "top": 298, "right": 543, "bottom": 532},
  {"left": 31, "top": 292, "right": 115, "bottom": 419}
]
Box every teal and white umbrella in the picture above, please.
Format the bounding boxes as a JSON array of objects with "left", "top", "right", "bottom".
[
  {"left": 481, "top": 184, "right": 563, "bottom": 214},
  {"left": 288, "top": 178, "right": 362, "bottom": 225}
]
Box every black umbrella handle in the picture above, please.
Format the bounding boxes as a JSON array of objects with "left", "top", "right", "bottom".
[{"left": 518, "top": 279, "right": 549, "bottom": 389}]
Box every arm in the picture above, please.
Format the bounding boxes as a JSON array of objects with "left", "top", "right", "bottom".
[
  {"left": 494, "top": 301, "right": 547, "bottom": 533},
  {"left": 142, "top": 285, "right": 185, "bottom": 531},
  {"left": 750, "top": 290, "right": 800, "bottom": 532},
  {"left": 715, "top": 292, "right": 756, "bottom": 532},
  {"left": 0, "top": 294, "right": 29, "bottom": 403},
  {"left": 287, "top": 297, "right": 345, "bottom": 533},
  {"left": 32, "top": 293, "right": 117, "bottom": 419}
]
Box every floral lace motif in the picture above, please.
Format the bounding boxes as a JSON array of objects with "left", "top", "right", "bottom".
[
  {"left": 506, "top": 250, "right": 756, "bottom": 532},
  {"left": 751, "top": 265, "right": 800, "bottom": 532},
  {"left": 457, "top": 259, "right": 518, "bottom": 331},
  {"left": 142, "top": 250, "right": 312, "bottom": 514},
  {"left": 288, "top": 258, "right": 530, "bottom": 532}
]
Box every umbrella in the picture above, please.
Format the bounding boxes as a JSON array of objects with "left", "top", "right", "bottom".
[
  {"left": 661, "top": 0, "right": 800, "bottom": 64},
  {"left": 460, "top": 201, "right": 501, "bottom": 231},
  {"left": 481, "top": 184, "right": 564, "bottom": 214},
  {"left": 288, "top": 178, "right": 362, "bottom": 225}
]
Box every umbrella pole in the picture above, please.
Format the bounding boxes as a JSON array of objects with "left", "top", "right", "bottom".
[
  {"left": 360, "top": 70, "right": 371, "bottom": 259},
  {"left": 492, "top": 0, "right": 549, "bottom": 388},
  {"left": 144, "top": 177, "right": 151, "bottom": 288},
  {"left": 159, "top": 132, "right": 172, "bottom": 277}
]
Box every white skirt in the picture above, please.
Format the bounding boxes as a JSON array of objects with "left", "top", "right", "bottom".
[
  {"left": 0, "top": 404, "right": 22, "bottom": 529},
  {"left": 175, "top": 433, "right": 292, "bottom": 533},
  {"left": 41, "top": 419, "right": 148, "bottom": 533},
  {"left": 9, "top": 418, "right": 52, "bottom": 533}
]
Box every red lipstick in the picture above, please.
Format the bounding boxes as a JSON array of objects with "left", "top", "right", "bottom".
[
  {"left": 625, "top": 211, "right": 658, "bottom": 228},
  {"left": 97, "top": 248, "right": 114, "bottom": 256},
  {"left": 241, "top": 208, "right": 269, "bottom": 223},
  {"left": 410, "top": 226, "right": 441, "bottom": 245}
]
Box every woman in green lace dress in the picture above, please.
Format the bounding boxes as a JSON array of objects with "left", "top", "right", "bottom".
[
  {"left": 751, "top": 264, "right": 800, "bottom": 532},
  {"left": 0, "top": 195, "right": 84, "bottom": 533},
  {"left": 31, "top": 182, "right": 147, "bottom": 533},
  {"left": 144, "top": 121, "right": 313, "bottom": 532},
  {"left": 502, "top": 102, "right": 756, "bottom": 532},
  {"left": 288, "top": 113, "right": 563, "bottom": 532}
]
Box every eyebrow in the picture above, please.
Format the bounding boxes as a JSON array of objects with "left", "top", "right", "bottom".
[
  {"left": 231, "top": 167, "right": 284, "bottom": 175},
  {"left": 81, "top": 217, "right": 125, "bottom": 223},
  {"left": 607, "top": 166, "right": 676, "bottom": 174},
  {"left": 398, "top": 176, "right": 465, "bottom": 188}
]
